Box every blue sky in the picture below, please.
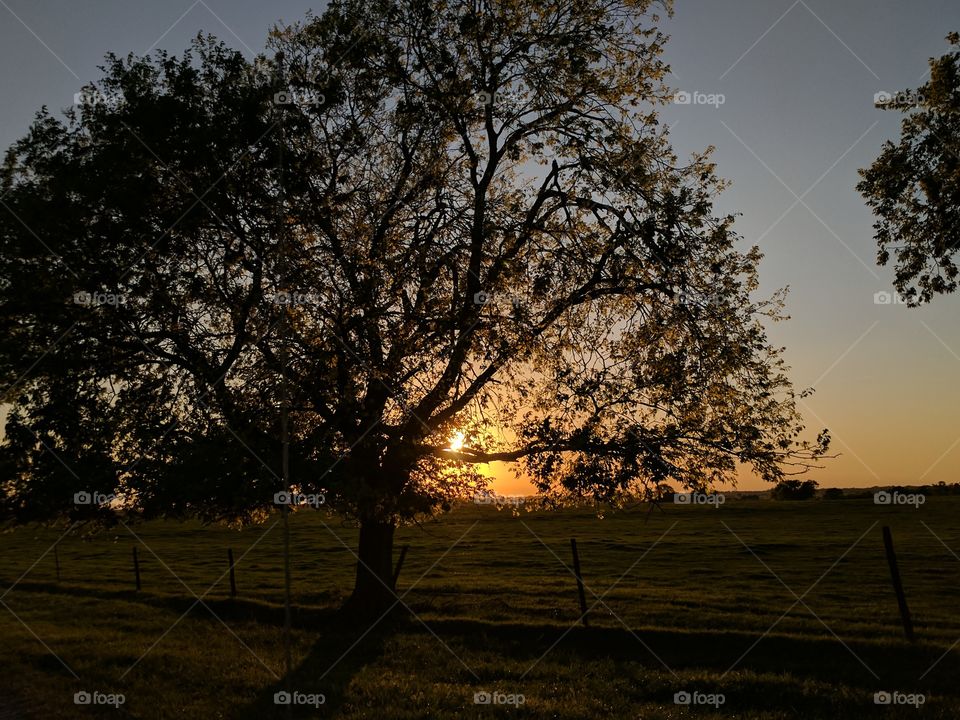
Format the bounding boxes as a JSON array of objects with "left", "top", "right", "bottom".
[
  {"left": 660, "top": 0, "right": 960, "bottom": 488},
  {"left": 1, "top": 0, "right": 959, "bottom": 489}
]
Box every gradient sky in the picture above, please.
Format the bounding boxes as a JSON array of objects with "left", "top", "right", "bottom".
[{"left": 1, "top": 0, "right": 959, "bottom": 493}]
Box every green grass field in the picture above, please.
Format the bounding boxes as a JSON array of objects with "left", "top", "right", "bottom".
[{"left": 1, "top": 496, "right": 959, "bottom": 718}]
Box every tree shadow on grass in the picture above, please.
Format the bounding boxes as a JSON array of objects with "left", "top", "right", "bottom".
[
  {"left": 10, "top": 580, "right": 960, "bottom": 718},
  {"left": 235, "top": 607, "right": 407, "bottom": 720},
  {"left": 237, "top": 614, "right": 960, "bottom": 719},
  {"left": 434, "top": 617, "right": 960, "bottom": 717}
]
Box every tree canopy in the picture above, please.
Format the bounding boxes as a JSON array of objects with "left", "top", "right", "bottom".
[
  {"left": 0, "top": 0, "right": 828, "bottom": 610},
  {"left": 770, "top": 479, "right": 818, "bottom": 501},
  {"left": 858, "top": 32, "right": 960, "bottom": 305}
]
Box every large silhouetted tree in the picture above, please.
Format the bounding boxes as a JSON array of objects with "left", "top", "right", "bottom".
[
  {"left": 859, "top": 32, "right": 960, "bottom": 305},
  {"left": 0, "top": 0, "right": 828, "bottom": 614}
]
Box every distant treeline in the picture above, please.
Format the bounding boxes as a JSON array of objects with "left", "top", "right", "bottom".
[
  {"left": 820, "top": 482, "right": 960, "bottom": 500},
  {"left": 647, "top": 480, "right": 960, "bottom": 503}
]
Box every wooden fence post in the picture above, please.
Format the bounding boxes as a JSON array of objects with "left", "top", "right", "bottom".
[
  {"left": 227, "top": 548, "right": 237, "bottom": 598},
  {"left": 393, "top": 544, "right": 409, "bottom": 589},
  {"left": 132, "top": 546, "right": 141, "bottom": 592},
  {"left": 882, "top": 526, "right": 915, "bottom": 642},
  {"left": 570, "top": 538, "right": 589, "bottom": 627}
]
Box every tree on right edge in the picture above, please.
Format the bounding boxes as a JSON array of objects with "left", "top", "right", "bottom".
[{"left": 859, "top": 33, "right": 960, "bottom": 306}]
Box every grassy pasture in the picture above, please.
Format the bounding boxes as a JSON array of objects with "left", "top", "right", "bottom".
[{"left": 1, "top": 497, "right": 960, "bottom": 718}]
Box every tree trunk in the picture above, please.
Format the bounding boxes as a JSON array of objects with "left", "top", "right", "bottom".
[{"left": 344, "top": 516, "right": 397, "bottom": 617}]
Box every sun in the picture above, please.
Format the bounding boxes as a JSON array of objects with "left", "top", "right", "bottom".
[{"left": 448, "top": 431, "right": 465, "bottom": 452}]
